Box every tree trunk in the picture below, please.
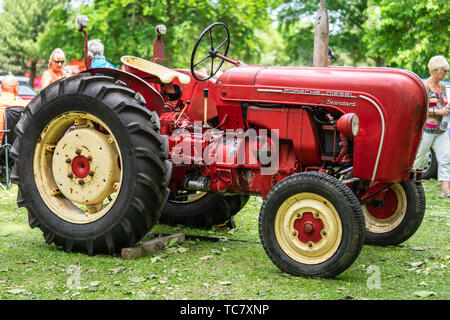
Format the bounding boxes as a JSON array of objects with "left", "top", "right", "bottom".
[
  {"left": 29, "top": 60, "right": 37, "bottom": 89},
  {"left": 313, "top": 0, "right": 329, "bottom": 67},
  {"left": 375, "top": 57, "right": 386, "bottom": 67}
]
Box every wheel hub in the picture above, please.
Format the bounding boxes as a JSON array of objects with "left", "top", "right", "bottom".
[
  {"left": 72, "top": 155, "right": 90, "bottom": 178},
  {"left": 303, "top": 223, "right": 314, "bottom": 234},
  {"left": 294, "top": 212, "right": 324, "bottom": 243},
  {"left": 363, "top": 183, "right": 407, "bottom": 233},
  {"left": 365, "top": 188, "right": 398, "bottom": 219},
  {"left": 52, "top": 127, "right": 121, "bottom": 206}
]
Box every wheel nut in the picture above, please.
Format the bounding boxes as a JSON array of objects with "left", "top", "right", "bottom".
[
  {"left": 308, "top": 242, "right": 313, "bottom": 248},
  {"left": 86, "top": 155, "right": 92, "bottom": 161},
  {"left": 314, "top": 212, "right": 320, "bottom": 218},
  {"left": 75, "top": 149, "right": 81, "bottom": 155},
  {"left": 88, "top": 171, "right": 94, "bottom": 176},
  {"left": 321, "top": 231, "right": 327, "bottom": 236},
  {"left": 78, "top": 179, "right": 85, "bottom": 185},
  {"left": 65, "top": 158, "right": 72, "bottom": 163},
  {"left": 292, "top": 231, "right": 298, "bottom": 237},
  {"left": 67, "top": 173, "right": 73, "bottom": 178}
]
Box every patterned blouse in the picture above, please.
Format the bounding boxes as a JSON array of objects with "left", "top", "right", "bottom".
[{"left": 425, "top": 84, "right": 448, "bottom": 134}]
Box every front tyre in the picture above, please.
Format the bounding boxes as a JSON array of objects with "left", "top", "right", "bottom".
[
  {"left": 362, "top": 181, "right": 425, "bottom": 246},
  {"left": 259, "top": 172, "right": 365, "bottom": 278},
  {"left": 10, "top": 73, "right": 171, "bottom": 255}
]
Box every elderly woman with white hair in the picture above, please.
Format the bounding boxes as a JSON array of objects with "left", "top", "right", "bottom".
[
  {"left": 414, "top": 55, "right": 450, "bottom": 197},
  {"left": 88, "top": 39, "right": 116, "bottom": 69}
]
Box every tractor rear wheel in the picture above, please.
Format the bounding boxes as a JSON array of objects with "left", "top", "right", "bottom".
[
  {"left": 160, "top": 192, "right": 249, "bottom": 229},
  {"left": 259, "top": 172, "right": 365, "bottom": 278},
  {"left": 362, "top": 181, "right": 425, "bottom": 246},
  {"left": 10, "top": 73, "right": 171, "bottom": 255}
]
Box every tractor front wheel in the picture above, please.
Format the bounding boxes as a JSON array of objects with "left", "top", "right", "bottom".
[
  {"left": 10, "top": 73, "right": 170, "bottom": 255},
  {"left": 259, "top": 172, "right": 365, "bottom": 278}
]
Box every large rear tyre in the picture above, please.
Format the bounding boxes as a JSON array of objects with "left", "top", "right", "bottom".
[
  {"left": 259, "top": 172, "right": 365, "bottom": 278},
  {"left": 159, "top": 192, "right": 249, "bottom": 228},
  {"left": 10, "top": 73, "right": 171, "bottom": 255},
  {"left": 362, "top": 181, "right": 425, "bottom": 246}
]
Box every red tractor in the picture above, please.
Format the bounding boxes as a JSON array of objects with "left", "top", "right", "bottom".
[{"left": 10, "top": 19, "right": 427, "bottom": 278}]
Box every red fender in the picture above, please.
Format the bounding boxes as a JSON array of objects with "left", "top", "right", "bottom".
[{"left": 83, "top": 68, "right": 165, "bottom": 115}]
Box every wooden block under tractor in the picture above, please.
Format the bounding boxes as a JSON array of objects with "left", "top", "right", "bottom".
[{"left": 121, "top": 233, "right": 185, "bottom": 260}]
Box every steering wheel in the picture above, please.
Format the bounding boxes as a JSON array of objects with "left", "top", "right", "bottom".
[{"left": 190, "top": 22, "right": 230, "bottom": 81}]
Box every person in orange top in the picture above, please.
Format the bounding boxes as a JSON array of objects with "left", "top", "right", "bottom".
[
  {"left": 1, "top": 75, "right": 28, "bottom": 183},
  {"left": 0, "top": 75, "right": 28, "bottom": 144},
  {"left": 41, "top": 48, "right": 67, "bottom": 89},
  {"left": 0, "top": 75, "right": 28, "bottom": 108}
]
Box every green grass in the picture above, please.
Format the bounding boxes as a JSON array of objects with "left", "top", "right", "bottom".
[{"left": 0, "top": 180, "right": 448, "bottom": 300}]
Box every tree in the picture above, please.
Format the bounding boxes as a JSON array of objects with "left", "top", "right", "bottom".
[
  {"left": 41, "top": 0, "right": 280, "bottom": 70},
  {"left": 363, "top": 0, "right": 450, "bottom": 78},
  {"left": 0, "top": 0, "right": 66, "bottom": 85},
  {"left": 277, "top": 0, "right": 370, "bottom": 66}
]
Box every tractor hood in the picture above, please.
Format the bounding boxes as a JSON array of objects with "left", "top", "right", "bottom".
[{"left": 217, "top": 65, "right": 428, "bottom": 182}]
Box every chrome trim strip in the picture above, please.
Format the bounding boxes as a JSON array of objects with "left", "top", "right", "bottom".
[
  {"left": 359, "top": 95, "right": 385, "bottom": 181},
  {"left": 257, "top": 87, "right": 358, "bottom": 98},
  {"left": 257, "top": 89, "right": 283, "bottom": 93}
]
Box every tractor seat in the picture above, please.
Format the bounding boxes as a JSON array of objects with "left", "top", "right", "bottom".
[{"left": 121, "top": 56, "right": 191, "bottom": 84}]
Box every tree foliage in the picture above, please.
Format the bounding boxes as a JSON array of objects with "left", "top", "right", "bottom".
[
  {"left": 363, "top": 0, "right": 450, "bottom": 78},
  {"left": 0, "top": 0, "right": 66, "bottom": 84},
  {"left": 1, "top": 0, "right": 448, "bottom": 81},
  {"left": 41, "top": 0, "right": 279, "bottom": 69}
]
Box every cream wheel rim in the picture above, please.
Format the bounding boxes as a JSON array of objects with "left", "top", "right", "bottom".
[
  {"left": 274, "top": 192, "right": 343, "bottom": 265},
  {"left": 33, "top": 112, "right": 123, "bottom": 224},
  {"left": 362, "top": 183, "right": 407, "bottom": 234}
]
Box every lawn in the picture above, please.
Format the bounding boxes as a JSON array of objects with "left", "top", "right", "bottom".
[{"left": 0, "top": 180, "right": 448, "bottom": 300}]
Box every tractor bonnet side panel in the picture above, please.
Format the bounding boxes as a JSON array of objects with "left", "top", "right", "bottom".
[{"left": 218, "top": 65, "right": 427, "bottom": 182}]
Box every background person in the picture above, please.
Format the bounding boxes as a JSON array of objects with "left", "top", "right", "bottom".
[
  {"left": 88, "top": 39, "right": 116, "bottom": 69},
  {"left": 327, "top": 47, "right": 337, "bottom": 66},
  {"left": 41, "top": 48, "right": 67, "bottom": 89},
  {"left": 0, "top": 75, "right": 27, "bottom": 168},
  {"left": 0, "top": 75, "right": 28, "bottom": 108},
  {"left": 414, "top": 55, "right": 450, "bottom": 197}
]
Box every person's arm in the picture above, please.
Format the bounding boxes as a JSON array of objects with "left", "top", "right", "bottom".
[
  {"left": 40, "top": 70, "right": 52, "bottom": 89},
  {"left": 442, "top": 84, "right": 450, "bottom": 116},
  {"left": 429, "top": 105, "right": 450, "bottom": 116}
]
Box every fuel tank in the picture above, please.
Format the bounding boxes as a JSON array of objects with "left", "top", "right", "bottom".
[{"left": 216, "top": 65, "right": 428, "bottom": 182}]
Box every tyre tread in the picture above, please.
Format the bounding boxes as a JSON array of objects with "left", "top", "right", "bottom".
[{"left": 12, "top": 74, "right": 170, "bottom": 255}]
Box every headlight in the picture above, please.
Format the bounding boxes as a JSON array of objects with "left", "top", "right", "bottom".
[
  {"left": 337, "top": 113, "right": 359, "bottom": 138},
  {"left": 351, "top": 114, "right": 359, "bottom": 136}
]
